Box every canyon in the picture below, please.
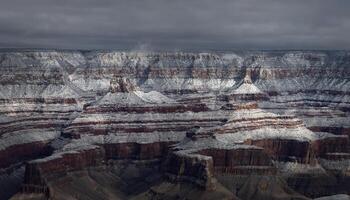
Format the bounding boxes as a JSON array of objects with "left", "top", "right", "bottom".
[{"left": 0, "top": 50, "right": 349, "bottom": 200}]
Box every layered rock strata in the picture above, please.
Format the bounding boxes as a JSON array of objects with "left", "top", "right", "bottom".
[
  {"left": 1, "top": 50, "right": 349, "bottom": 169},
  {"left": 0, "top": 50, "right": 349, "bottom": 199},
  {"left": 22, "top": 145, "right": 104, "bottom": 194}
]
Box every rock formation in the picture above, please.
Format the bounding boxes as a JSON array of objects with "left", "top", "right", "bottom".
[{"left": 0, "top": 50, "right": 349, "bottom": 199}]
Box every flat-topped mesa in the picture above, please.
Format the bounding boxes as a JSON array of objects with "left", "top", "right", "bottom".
[
  {"left": 169, "top": 128, "right": 276, "bottom": 177},
  {"left": 311, "top": 135, "right": 350, "bottom": 159},
  {"left": 197, "top": 147, "right": 276, "bottom": 175},
  {"left": 164, "top": 151, "right": 216, "bottom": 190},
  {"left": 0, "top": 140, "right": 54, "bottom": 169},
  {"left": 20, "top": 140, "right": 173, "bottom": 195},
  {"left": 244, "top": 133, "right": 349, "bottom": 166},
  {"left": 22, "top": 145, "right": 105, "bottom": 194}
]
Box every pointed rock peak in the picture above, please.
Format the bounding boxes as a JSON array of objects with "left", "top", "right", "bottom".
[
  {"left": 243, "top": 69, "right": 253, "bottom": 84},
  {"left": 110, "top": 77, "right": 137, "bottom": 93},
  {"left": 97, "top": 76, "right": 175, "bottom": 106},
  {"left": 233, "top": 69, "right": 262, "bottom": 95}
]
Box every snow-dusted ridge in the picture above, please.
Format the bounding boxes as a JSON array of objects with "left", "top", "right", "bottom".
[
  {"left": 0, "top": 129, "right": 60, "bottom": 151},
  {"left": 314, "top": 194, "right": 350, "bottom": 200},
  {"left": 95, "top": 90, "right": 174, "bottom": 106},
  {"left": 0, "top": 50, "right": 349, "bottom": 200},
  {"left": 0, "top": 50, "right": 349, "bottom": 172}
]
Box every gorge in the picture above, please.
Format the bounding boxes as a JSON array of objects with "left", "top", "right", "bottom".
[{"left": 0, "top": 50, "right": 349, "bottom": 200}]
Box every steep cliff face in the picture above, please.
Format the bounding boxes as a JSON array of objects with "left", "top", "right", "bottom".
[{"left": 0, "top": 50, "right": 349, "bottom": 199}]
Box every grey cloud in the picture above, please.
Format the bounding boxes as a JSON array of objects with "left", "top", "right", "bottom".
[{"left": 0, "top": 0, "right": 349, "bottom": 50}]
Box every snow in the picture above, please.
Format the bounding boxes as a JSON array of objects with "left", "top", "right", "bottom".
[
  {"left": 65, "top": 109, "right": 227, "bottom": 139},
  {"left": 319, "top": 159, "right": 350, "bottom": 171},
  {"left": 0, "top": 129, "right": 60, "bottom": 150},
  {"left": 231, "top": 68, "right": 263, "bottom": 94},
  {"left": 302, "top": 116, "right": 350, "bottom": 128},
  {"left": 173, "top": 126, "right": 263, "bottom": 151},
  {"left": 30, "top": 144, "right": 100, "bottom": 163},
  {"left": 96, "top": 92, "right": 146, "bottom": 105},
  {"left": 273, "top": 161, "right": 326, "bottom": 175},
  {"left": 1, "top": 51, "right": 348, "bottom": 98},
  {"left": 61, "top": 131, "right": 186, "bottom": 151},
  {"left": 312, "top": 132, "right": 348, "bottom": 140},
  {"left": 215, "top": 127, "right": 334, "bottom": 143},
  {"left": 174, "top": 150, "right": 213, "bottom": 161},
  {"left": 141, "top": 78, "right": 237, "bottom": 92},
  {"left": 95, "top": 90, "right": 174, "bottom": 105},
  {"left": 0, "top": 51, "right": 86, "bottom": 68},
  {"left": 174, "top": 136, "right": 261, "bottom": 152},
  {"left": 0, "top": 83, "right": 82, "bottom": 99},
  {"left": 283, "top": 52, "right": 327, "bottom": 67},
  {"left": 0, "top": 85, "right": 47, "bottom": 99},
  {"left": 49, "top": 137, "right": 71, "bottom": 150},
  {"left": 70, "top": 77, "right": 110, "bottom": 92},
  {"left": 233, "top": 82, "right": 263, "bottom": 94},
  {"left": 314, "top": 194, "right": 350, "bottom": 200},
  {"left": 134, "top": 91, "right": 174, "bottom": 104},
  {"left": 256, "top": 77, "right": 349, "bottom": 93},
  {"left": 214, "top": 103, "right": 344, "bottom": 142},
  {"left": 226, "top": 108, "right": 279, "bottom": 121},
  {"left": 1, "top": 50, "right": 349, "bottom": 163},
  {"left": 40, "top": 84, "right": 80, "bottom": 98},
  {"left": 222, "top": 53, "right": 244, "bottom": 65}
]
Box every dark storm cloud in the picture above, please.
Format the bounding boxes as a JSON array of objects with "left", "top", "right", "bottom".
[{"left": 0, "top": 0, "right": 349, "bottom": 50}]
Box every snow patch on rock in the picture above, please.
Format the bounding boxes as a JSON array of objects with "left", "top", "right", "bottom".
[
  {"left": 273, "top": 161, "right": 326, "bottom": 175},
  {"left": 233, "top": 82, "right": 262, "bottom": 94},
  {"left": 0, "top": 129, "right": 60, "bottom": 150},
  {"left": 216, "top": 127, "right": 332, "bottom": 143},
  {"left": 314, "top": 194, "right": 350, "bottom": 200}
]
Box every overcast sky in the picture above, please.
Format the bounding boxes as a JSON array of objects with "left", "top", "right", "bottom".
[{"left": 0, "top": 0, "right": 349, "bottom": 51}]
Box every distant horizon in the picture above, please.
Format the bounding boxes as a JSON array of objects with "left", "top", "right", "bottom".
[{"left": 0, "top": 47, "right": 349, "bottom": 53}]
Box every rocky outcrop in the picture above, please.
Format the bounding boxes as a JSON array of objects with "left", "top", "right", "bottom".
[
  {"left": 198, "top": 148, "right": 276, "bottom": 175},
  {"left": 164, "top": 152, "right": 216, "bottom": 190},
  {"left": 227, "top": 69, "right": 269, "bottom": 101},
  {"left": 311, "top": 136, "right": 349, "bottom": 158},
  {"left": 103, "top": 141, "right": 173, "bottom": 160},
  {"left": 109, "top": 77, "right": 136, "bottom": 93},
  {"left": 245, "top": 139, "right": 315, "bottom": 164},
  {"left": 237, "top": 175, "right": 309, "bottom": 200},
  {"left": 0, "top": 141, "right": 52, "bottom": 168},
  {"left": 285, "top": 173, "right": 350, "bottom": 198},
  {"left": 172, "top": 125, "right": 277, "bottom": 177},
  {"left": 22, "top": 145, "right": 105, "bottom": 194}
]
